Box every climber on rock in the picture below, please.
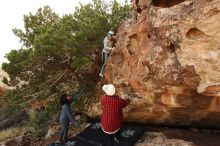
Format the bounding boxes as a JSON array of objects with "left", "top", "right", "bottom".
[
  {"left": 99, "top": 30, "right": 116, "bottom": 77},
  {"left": 58, "top": 88, "right": 84, "bottom": 145}
]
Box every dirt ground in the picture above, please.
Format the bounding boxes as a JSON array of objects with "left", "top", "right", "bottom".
[{"left": 2, "top": 124, "right": 220, "bottom": 146}]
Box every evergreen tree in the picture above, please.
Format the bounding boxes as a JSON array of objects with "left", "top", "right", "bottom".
[{"left": 2, "top": 0, "right": 131, "bottom": 135}]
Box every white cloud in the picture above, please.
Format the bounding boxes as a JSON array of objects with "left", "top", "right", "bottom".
[{"left": 0, "top": 0, "right": 125, "bottom": 65}]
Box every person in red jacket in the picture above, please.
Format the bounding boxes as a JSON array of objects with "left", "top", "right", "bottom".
[{"left": 101, "top": 84, "right": 130, "bottom": 146}]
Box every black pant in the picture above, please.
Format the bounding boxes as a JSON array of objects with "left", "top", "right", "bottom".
[{"left": 104, "top": 130, "right": 121, "bottom": 146}]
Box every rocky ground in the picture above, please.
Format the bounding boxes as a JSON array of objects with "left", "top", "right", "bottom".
[
  {"left": 135, "top": 127, "right": 220, "bottom": 146},
  {"left": 1, "top": 124, "right": 219, "bottom": 146}
]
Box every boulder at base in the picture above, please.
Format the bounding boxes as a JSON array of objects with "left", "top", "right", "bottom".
[{"left": 88, "top": 0, "right": 220, "bottom": 129}]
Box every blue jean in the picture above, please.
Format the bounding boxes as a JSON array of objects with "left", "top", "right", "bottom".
[
  {"left": 100, "top": 51, "right": 109, "bottom": 75},
  {"left": 59, "top": 120, "right": 69, "bottom": 143}
]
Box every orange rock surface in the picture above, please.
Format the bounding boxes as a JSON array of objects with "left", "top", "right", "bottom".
[{"left": 88, "top": 0, "right": 220, "bottom": 128}]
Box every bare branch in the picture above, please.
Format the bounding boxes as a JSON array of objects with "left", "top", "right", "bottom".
[{"left": 49, "top": 68, "right": 68, "bottom": 87}]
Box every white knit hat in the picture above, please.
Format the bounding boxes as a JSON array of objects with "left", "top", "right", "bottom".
[{"left": 102, "top": 84, "right": 115, "bottom": 96}]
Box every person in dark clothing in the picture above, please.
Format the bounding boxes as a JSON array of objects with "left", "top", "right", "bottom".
[
  {"left": 101, "top": 84, "right": 130, "bottom": 146},
  {"left": 59, "top": 89, "right": 83, "bottom": 144}
]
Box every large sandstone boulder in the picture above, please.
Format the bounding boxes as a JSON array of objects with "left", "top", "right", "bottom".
[
  {"left": 0, "top": 68, "right": 15, "bottom": 107},
  {"left": 0, "top": 69, "right": 8, "bottom": 96},
  {"left": 88, "top": 0, "right": 220, "bottom": 128}
]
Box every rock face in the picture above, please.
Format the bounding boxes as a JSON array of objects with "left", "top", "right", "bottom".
[
  {"left": 88, "top": 0, "right": 220, "bottom": 128},
  {"left": 0, "top": 69, "right": 11, "bottom": 107},
  {"left": 0, "top": 68, "right": 15, "bottom": 108},
  {"left": 0, "top": 69, "right": 8, "bottom": 96}
]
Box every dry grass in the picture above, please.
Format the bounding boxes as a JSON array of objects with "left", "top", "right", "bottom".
[{"left": 0, "top": 127, "right": 27, "bottom": 142}]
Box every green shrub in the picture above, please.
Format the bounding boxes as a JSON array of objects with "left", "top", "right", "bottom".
[
  {"left": 2, "top": 77, "right": 8, "bottom": 85},
  {"left": 28, "top": 100, "right": 60, "bottom": 137},
  {"left": 3, "top": 89, "right": 23, "bottom": 112},
  {"left": 70, "top": 57, "right": 92, "bottom": 69}
]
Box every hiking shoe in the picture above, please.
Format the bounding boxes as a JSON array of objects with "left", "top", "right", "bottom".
[
  {"left": 114, "top": 137, "right": 120, "bottom": 143},
  {"left": 54, "top": 140, "right": 63, "bottom": 146},
  {"left": 99, "top": 73, "right": 103, "bottom": 77}
]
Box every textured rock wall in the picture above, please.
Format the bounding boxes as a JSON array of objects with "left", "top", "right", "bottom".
[
  {"left": 0, "top": 69, "right": 8, "bottom": 96},
  {"left": 88, "top": 0, "right": 220, "bottom": 128}
]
